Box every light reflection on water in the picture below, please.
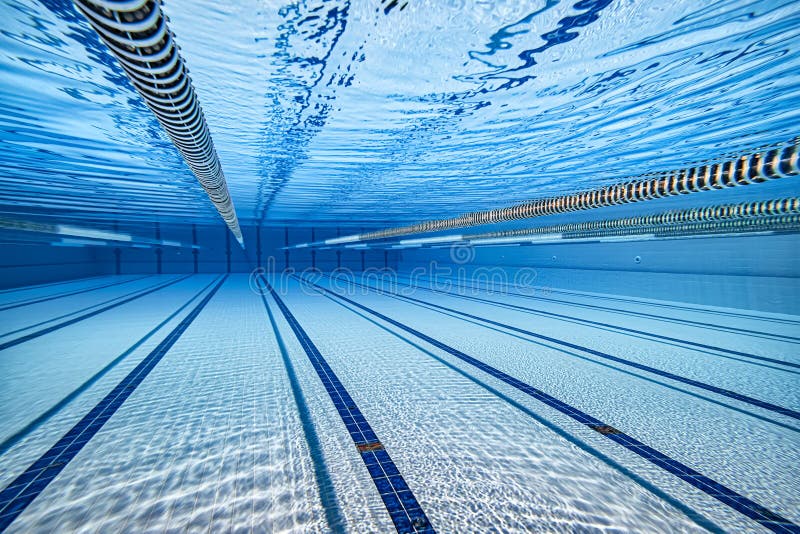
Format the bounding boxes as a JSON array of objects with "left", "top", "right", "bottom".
[{"left": 0, "top": 0, "right": 798, "bottom": 226}]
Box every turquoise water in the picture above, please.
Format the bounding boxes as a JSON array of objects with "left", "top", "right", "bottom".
[{"left": 0, "top": 1, "right": 799, "bottom": 533}]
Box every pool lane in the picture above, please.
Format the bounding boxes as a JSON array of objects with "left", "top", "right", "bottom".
[
  {"left": 386, "top": 277, "right": 800, "bottom": 405},
  {"left": 336, "top": 275, "right": 799, "bottom": 421},
  {"left": 260, "top": 282, "right": 345, "bottom": 533},
  {"left": 2, "top": 274, "right": 795, "bottom": 532},
  {"left": 0, "top": 275, "right": 192, "bottom": 349},
  {"left": 529, "top": 285, "right": 800, "bottom": 327},
  {"left": 0, "top": 275, "right": 149, "bottom": 312},
  {"left": 0, "top": 276, "right": 223, "bottom": 459},
  {"left": 389, "top": 275, "right": 799, "bottom": 370},
  {"left": 0, "top": 276, "right": 215, "bottom": 454},
  {"left": 2, "top": 276, "right": 333, "bottom": 532},
  {"left": 403, "top": 275, "right": 800, "bottom": 345},
  {"left": 0, "top": 276, "right": 106, "bottom": 300},
  {"left": 410, "top": 274, "right": 800, "bottom": 328},
  {"left": 0, "top": 276, "right": 167, "bottom": 339},
  {"left": 262, "top": 277, "right": 435, "bottom": 534},
  {"left": 303, "top": 275, "right": 800, "bottom": 532},
  {"left": 0, "top": 277, "right": 228, "bottom": 531},
  {"left": 276, "top": 279, "right": 709, "bottom": 533}
]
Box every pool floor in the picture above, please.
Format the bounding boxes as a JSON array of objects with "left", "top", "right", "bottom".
[{"left": 0, "top": 274, "right": 797, "bottom": 532}]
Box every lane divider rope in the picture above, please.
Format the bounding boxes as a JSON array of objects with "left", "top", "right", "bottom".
[
  {"left": 72, "top": 0, "right": 243, "bottom": 245},
  {"left": 297, "top": 139, "right": 799, "bottom": 247}
]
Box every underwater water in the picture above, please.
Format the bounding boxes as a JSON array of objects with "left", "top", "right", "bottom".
[{"left": 0, "top": 0, "right": 799, "bottom": 533}]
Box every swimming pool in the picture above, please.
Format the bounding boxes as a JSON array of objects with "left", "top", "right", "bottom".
[{"left": 0, "top": 0, "right": 798, "bottom": 532}]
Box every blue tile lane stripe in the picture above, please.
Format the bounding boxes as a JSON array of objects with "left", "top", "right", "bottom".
[
  {"left": 413, "top": 274, "right": 800, "bottom": 327},
  {"left": 392, "top": 275, "right": 800, "bottom": 371},
  {"left": 0, "top": 275, "right": 227, "bottom": 532},
  {"left": 299, "top": 276, "right": 799, "bottom": 534},
  {"left": 0, "top": 274, "right": 193, "bottom": 352},
  {"left": 333, "top": 275, "right": 800, "bottom": 421},
  {"left": 262, "top": 277, "right": 435, "bottom": 534},
  {"left": 0, "top": 275, "right": 105, "bottom": 295},
  {"left": 258, "top": 287, "right": 346, "bottom": 533},
  {"left": 0, "top": 276, "right": 222, "bottom": 458},
  {"left": 538, "top": 285, "right": 800, "bottom": 327},
  {"left": 0, "top": 275, "right": 151, "bottom": 312},
  {"left": 406, "top": 275, "right": 800, "bottom": 344}
]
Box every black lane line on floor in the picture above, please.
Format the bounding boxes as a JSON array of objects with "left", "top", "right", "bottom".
[
  {"left": 389, "top": 276, "right": 800, "bottom": 371},
  {"left": 339, "top": 280, "right": 799, "bottom": 435},
  {"left": 261, "top": 277, "right": 435, "bottom": 534},
  {"left": 0, "top": 276, "right": 222, "bottom": 458},
  {"left": 258, "top": 286, "right": 346, "bottom": 534},
  {"left": 0, "top": 275, "right": 150, "bottom": 312},
  {"left": 0, "top": 276, "right": 105, "bottom": 295},
  {"left": 406, "top": 275, "right": 800, "bottom": 344},
  {"left": 0, "top": 275, "right": 227, "bottom": 532},
  {"left": 0, "top": 276, "right": 186, "bottom": 341},
  {"left": 313, "top": 283, "right": 726, "bottom": 534},
  {"left": 415, "top": 274, "right": 800, "bottom": 327},
  {"left": 328, "top": 276, "right": 800, "bottom": 421},
  {"left": 0, "top": 275, "right": 193, "bottom": 352},
  {"left": 0, "top": 288, "right": 167, "bottom": 340},
  {"left": 299, "top": 276, "right": 799, "bottom": 534},
  {"left": 543, "top": 285, "right": 800, "bottom": 326}
]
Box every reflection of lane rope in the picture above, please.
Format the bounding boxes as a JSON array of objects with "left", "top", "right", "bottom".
[
  {"left": 449, "top": 243, "right": 475, "bottom": 264},
  {"left": 342, "top": 138, "right": 799, "bottom": 242},
  {"left": 73, "top": 0, "right": 243, "bottom": 245}
]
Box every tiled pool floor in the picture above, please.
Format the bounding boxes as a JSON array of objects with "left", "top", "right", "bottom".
[{"left": 0, "top": 274, "right": 797, "bottom": 533}]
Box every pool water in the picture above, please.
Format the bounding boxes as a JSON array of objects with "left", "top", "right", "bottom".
[{"left": 0, "top": 0, "right": 799, "bottom": 533}]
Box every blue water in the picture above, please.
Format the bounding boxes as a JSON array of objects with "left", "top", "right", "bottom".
[
  {"left": 0, "top": 1, "right": 799, "bottom": 533},
  {"left": 1, "top": 0, "right": 799, "bottom": 225}
]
